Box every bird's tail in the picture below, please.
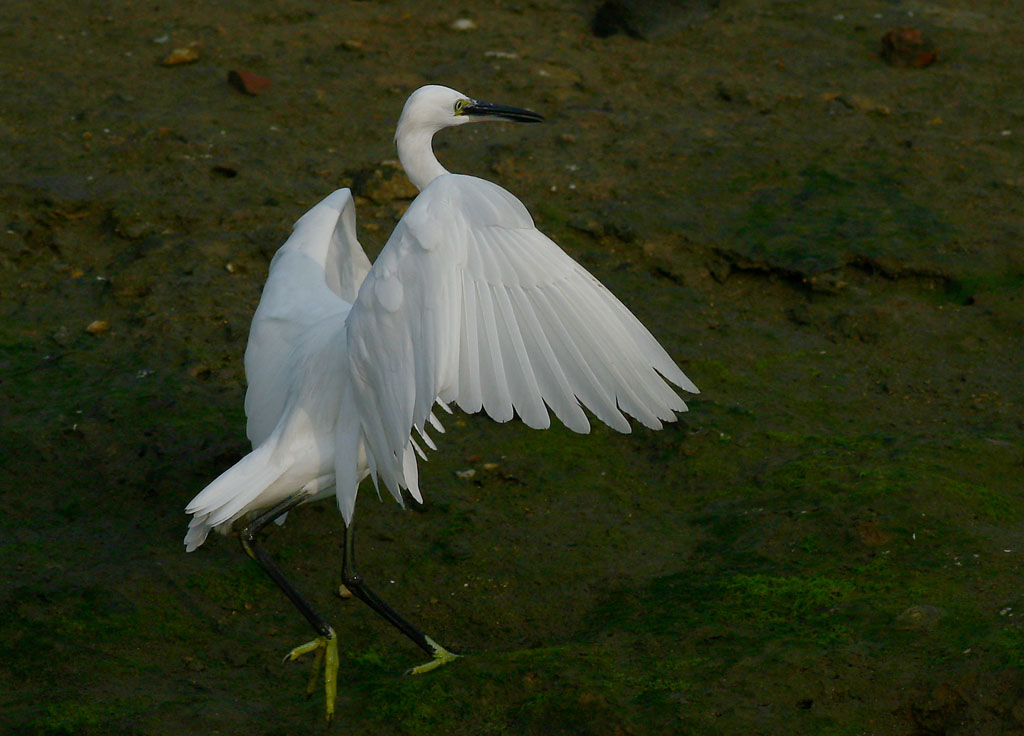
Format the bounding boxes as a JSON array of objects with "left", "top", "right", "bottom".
[{"left": 183, "top": 442, "right": 286, "bottom": 552}]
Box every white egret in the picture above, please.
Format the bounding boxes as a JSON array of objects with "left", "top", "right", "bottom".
[{"left": 184, "top": 84, "right": 698, "bottom": 720}]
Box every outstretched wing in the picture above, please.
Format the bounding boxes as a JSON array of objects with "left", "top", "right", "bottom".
[
  {"left": 344, "top": 174, "right": 698, "bottom": 500},
  {"left": 245, "top": 188, "right": 372, "bottom": 445}
]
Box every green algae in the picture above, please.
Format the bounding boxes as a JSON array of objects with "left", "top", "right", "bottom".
[{"left": 729, "top": 163, "right": 954, "bottom": 277}]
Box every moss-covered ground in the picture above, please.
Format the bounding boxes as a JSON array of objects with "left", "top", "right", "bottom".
[{"left": 2, "top": 1, "right": 1022, "bottom": 734}]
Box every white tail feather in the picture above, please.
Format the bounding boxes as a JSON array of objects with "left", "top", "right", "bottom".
[{"left": 184, "top": 442, "right": 287, "bottom": 550}]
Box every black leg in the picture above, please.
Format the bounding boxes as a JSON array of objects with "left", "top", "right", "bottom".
[
  {"left": 341, "top": 523, "right": 460, "bottom": 673},
  {"left": 239, "top": 493, "right": 333, "bottom": 640},
  {"left": 239, "top": 494, "right": 339, "bottom": 720}
]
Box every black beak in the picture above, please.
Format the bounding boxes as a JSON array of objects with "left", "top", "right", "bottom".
[{"left": 462, "top": 100, "right": 544, "bottom": 123}]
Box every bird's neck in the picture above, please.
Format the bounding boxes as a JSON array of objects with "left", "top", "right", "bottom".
[{"left": 395, "top": 126, "right": 448, "bottom": 191}]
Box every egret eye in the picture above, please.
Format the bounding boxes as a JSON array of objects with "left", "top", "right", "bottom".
[{"left": 454, "top": 99, "right": 465, "bottom": 113}]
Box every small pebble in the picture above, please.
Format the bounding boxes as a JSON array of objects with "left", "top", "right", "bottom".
[
  {"left": 450, "top": 18, "right": 476, "bottom": 31},
  {"left": 880, "top": 27, "right": 936, "bottom": 68},
  {"left": 85, "top": 320, "right": 109, "bottom": 335},
  {"left": 183, "top": 655, "right": 206, "bottom": 672},
  {"left": 188, "top": 363, "right": 211, "bottom": 380},
  {"left": 894, "top": 604, "right": 946, "bottom": 630},
  {"left": 162, "top": 45, "right": 200, "bottom": 66},
  {"left": 228, "top": 69, "right": 272, "bottom": 96}
]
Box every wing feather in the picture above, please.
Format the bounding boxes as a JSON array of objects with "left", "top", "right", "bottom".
[
  {"left": 554, "top": 281, "right": 667, "bottom": 428},
  {"left": 474, "top": 278, "right": 514, "bottom": 422},
  {"left": 507, "top": 286, "right": 590, "bottom": 432},
  {"left": 343, "top": 173, "right": 697, "bottom": 507},
  {"left": 492, "top": 283, "right": 548, "bottom": 429},
  {"left": 457, "top": 275, "right": 483, "bottom": 412},
  {"left": 244, "top": 189, "right": 371, "bottom": 446},
  {"left": 531, "top": 285, "right": 632, "bottom": 431}
]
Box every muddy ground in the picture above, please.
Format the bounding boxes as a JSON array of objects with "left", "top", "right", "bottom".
[{"left": 2, "top": 1, "right": 1023, "bottom": 734}]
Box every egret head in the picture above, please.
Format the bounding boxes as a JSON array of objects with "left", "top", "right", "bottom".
[
  {"left": 394, "top": 85, "right": 543, "bottom": 190},
  {"left": 395, "top": 85, "right": 543, "bottom": 141}
]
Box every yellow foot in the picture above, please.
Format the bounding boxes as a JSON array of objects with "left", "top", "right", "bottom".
[
  {"left": 284, "top": 627, "right": 339, "bottom": 722},
  {"left": 405, "top": 635, "right": 461, "bottom": 676}
]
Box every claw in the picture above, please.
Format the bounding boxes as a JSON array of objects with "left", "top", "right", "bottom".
[
  {"left": 405, "top": 635, "right": 461, "bottom": 676},
  {"left": 285, "top": 628, "right": 339, "bottom": 721}
]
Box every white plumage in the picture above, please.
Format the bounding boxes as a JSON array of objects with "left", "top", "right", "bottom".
[{"left": 185, "top": 84, "right": 698, "bottom": 552}]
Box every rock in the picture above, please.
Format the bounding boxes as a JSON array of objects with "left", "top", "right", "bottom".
[
  {"left": 161, "top": 45, "right": 200, "bottom": 66},
  {"left": 52, "top": 325, "right": 73, "bottom": 346},
  {"left": 359, "top": 167, "right": 418, "bottom": 204},
  {"left": 880, "top": 28, "right": 937, "bottom": 68},
  {"left": 211, "top": 164, "right": 238, "bottom": 178},
  {"left": 853, "top": 520, "right": 893, "bottom": 547},
  {"left": 85, "top": 320, "right": 109, "bottom": 335},
  {"left": 108, "top": 202, "right": 159, "bottom": 241},
  {"left": 592, "top": 0, "right": 718, "bottom": 39},
  {"left": 183, "top": 655, "right": 206, "bottom": 672},
  {"left": 188, "top": 363, "right": 211, "bottom": 380},
  {"left": 894, "top": 604, "right": 946, "bottom": 630},
  {"left": 228, "top": 69, "right": 272, "bottom": 96}
]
